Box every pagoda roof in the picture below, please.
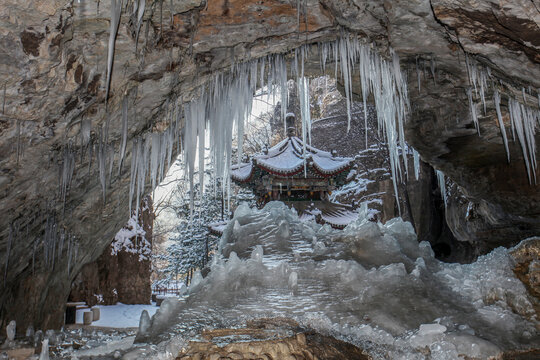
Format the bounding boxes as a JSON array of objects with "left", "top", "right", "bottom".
[{"left": 231, "top": 136, "right": 353, "bottom": 182}]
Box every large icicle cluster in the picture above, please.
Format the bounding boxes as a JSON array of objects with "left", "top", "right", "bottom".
[
  {"left": 177, "top": 35, "right": 412, "bottom": 216},
  {"left": 319, "top": 36, "right": 410, "bottom": 211},
  {"left": 129, "top": 104, "right": 180, "bottom": 218},
  {"left": 465, "top": 56, "right": 540, "bottom": 183},
  {"left": 2, "top": 213, "right": 81, "bottom": 289}
]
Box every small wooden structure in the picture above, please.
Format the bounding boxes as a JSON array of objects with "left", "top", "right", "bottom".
[{"left": 231, "top": 118, "right": 357, "bottom": 228}]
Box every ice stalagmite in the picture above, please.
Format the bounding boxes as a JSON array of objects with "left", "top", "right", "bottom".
[
  {"left": 6, "top": 320, "right": 15, "bottom": 341},
  {"left": 138, "top": 310, "right": 151, "bottom": 336},
  {"left": 39, "top": 339, "right": 49, "bottom": 360},
  {"left": 105, "top": 0, "right": 123, "bottom": 103}
]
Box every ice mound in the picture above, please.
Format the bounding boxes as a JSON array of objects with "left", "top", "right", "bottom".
[{"left": 140, "top": 202, "right": 539, "bottom": 359}]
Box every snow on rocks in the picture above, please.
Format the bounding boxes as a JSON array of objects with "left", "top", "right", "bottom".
[{"left": 110, "top": 215, "right": 150, "bottom": 261}]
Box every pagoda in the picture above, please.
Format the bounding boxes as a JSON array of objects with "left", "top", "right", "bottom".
[{"left": 230, "top": 114, "right": 357, "bottom": 228}]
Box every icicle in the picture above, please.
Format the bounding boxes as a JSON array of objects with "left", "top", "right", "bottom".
[
  {"left": 298, "top": 76, "right": 311, "bottom": 177},
  {"left": 150, "top": 132, "right": 160, "bottom": 190},
  {"left": 105, "top": 0, "right": 123, "bottom": 103},
  {"left": 81, "top": 116, "right": 91, "bottom": 146},
  {"left": 16, "top": 120, "right": 21, "bottom": 164},
  {"left": 197, "top": 101, "right": 206, "bottom": 199},
  {"left": 466, "top": 87, "right": 480, "bottom": 134},
  {"left": 107, "top": 145, "right": 115, "bottom": 186},
  {"left": 60, "top": 142, "right": 75, "bottom": 206},
  {"left": 479, "top": 70, "right": 487, "bottom": 114},
  {"left": 97, "top": 128, "right": 107, "bottom": 203},
  {"left": 359, "top": 45, "right": 370, "bottom": 148},
  {"left": 32, "top": 238, "right": 37, "bottom": 275},
  {"left": 508, "top": 98, "right": 539, "bottom": 184},
  {"left": 159, "top": 131, "right": 168, "bottom": 183},
  {"left": 118, "top": 96, "right": 128, "bottom": 175},
  {"left": 67, "top": 236, "right": 72, "bottom": 275},
  {"left": 430, "top": 57, "right": 436, "bottom": 82},
  {"left": 135, "top": 0, "right": 145, "bottom": 50},
  {"left": 58, "top": 229, "right": 65, "bottom": 259},
  {"left": 278, "top": 55, "right": 288, "bottom": 138},
  {"left": 415, "top": 57, "right": 421, "bottom": 93},
  {"left": 413, "top": 149, "right": 420, "bottom": 180},
  {"left": 494, "top": 90, "right": 510, "bottom": 162},
  {"left": 129, "top": 138, "right": 139, "bottom": 215},
  {"left": 184, "top": 99, "right": 200, "bottom": 220},
  {"left": 436, "top": 170, "right": 447, "bottom": 207},
  {"left": 3, "top": 223, "right": 14, "bottom": 287},
  {"left": 338, "top": 36, "right": 353, "bottom": 132}
]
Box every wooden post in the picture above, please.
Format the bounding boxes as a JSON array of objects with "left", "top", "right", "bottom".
[
  {"left": 91, "top": 307, "right": 100, "bottom": 321},
  {"left": 83, "top": 311, "right": 93, "bottom": 325}
]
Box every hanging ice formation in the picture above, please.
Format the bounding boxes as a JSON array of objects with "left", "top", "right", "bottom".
[
  {"left": 3, "top": 223, "right": 14, "bottom": 288},
  {"left": 413, "top": 149, "right": 420, "bottom": 181},
  {"left": 508, "top": 98, "right": 539, "bottom": 184},
  {"left": 59, "top": 142, "right": 75, "bottom": 207},
  {"left": 465, "top": 55, "right": 539, "bottom": 184},
  {"left": 97, "top": 125, "right": 109, "bottom": 203},
  {"left": 466, "top": 87, "right": 480, "bottom": 134},
  {"left": 123, "top": 33, "right": 413, "bottom": 219},
  {"left": 493, "top": 90, "right": 510, "bottom": 163},
  {"left": 133, "top": 0, "right": 145, "bottom": 49},
  {"left": 128, "top": 100, "right": 181, "bottom": 217},
  {"left": 105, "top": 0, "right": 123, "bottom": 103},
  {"left": 436, "top": 170, "right": 447, "bottom": 206},
  {"left": 118, "top": 96, "right": 129, "bottom": 175}
]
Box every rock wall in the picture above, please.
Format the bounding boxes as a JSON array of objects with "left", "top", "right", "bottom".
[{"left": 0, "top": 0, "right": 538, "bottom": 333}]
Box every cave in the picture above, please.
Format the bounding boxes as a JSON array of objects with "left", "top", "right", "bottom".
[{"left": 0, "top": 0, "right": 539, "bottom": 359}]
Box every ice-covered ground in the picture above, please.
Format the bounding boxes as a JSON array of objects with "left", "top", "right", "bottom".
[
  {"left": 75, "top": 303, "right": 159, "bottom": 328},
  {"left": 129, "top": 201, "right": 538, "bottom": 359}
]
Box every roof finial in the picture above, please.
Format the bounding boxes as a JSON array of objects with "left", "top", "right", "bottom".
[{"left": 286, "top": 112, "right": 296, "bottom": 137}]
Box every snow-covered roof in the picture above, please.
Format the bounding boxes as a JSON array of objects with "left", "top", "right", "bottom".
[
  {"left": 230, "top": 162, "right": 253, "bottom": 182},
  {"left": 230, "top": 137, "right": 353, "bottom": 181}
]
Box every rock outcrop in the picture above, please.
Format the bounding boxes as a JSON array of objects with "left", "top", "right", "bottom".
[
  {"left": 176, "top": 318, "right": 371, "bottom": 360},
  {"left": 0, "top": 0, "right": 538, "bottom": 333},
  {"left": 69, "top": 196, "right": 153, "bottom": 306}
]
